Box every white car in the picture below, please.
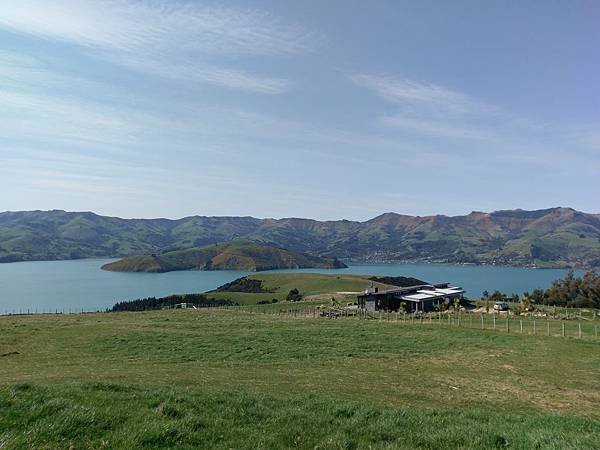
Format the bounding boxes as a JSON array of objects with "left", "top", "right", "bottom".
[{"left": 493, "top": 301, "right": 509, "bottom": 311}]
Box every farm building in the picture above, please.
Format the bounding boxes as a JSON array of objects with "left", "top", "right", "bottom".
[{"left": 357, "top": 283, "right": 464, "bottom": 313}]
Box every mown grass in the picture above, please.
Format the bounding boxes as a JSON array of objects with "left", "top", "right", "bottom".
[{"left": 1, "top": 310, "right": 600, "bottom": 448}]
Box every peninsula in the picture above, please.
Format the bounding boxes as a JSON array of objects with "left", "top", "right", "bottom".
[{"left": 101, "top": 239, "right": 347, "bottom": 273}]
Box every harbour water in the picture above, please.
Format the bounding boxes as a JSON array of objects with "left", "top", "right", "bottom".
[{"left": 0, "top": 259, "right": 581, "bottom": 313}]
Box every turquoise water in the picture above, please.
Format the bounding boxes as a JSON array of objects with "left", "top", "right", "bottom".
[{"left": 0, "top": 259, "right": 581, "bottom": 313}]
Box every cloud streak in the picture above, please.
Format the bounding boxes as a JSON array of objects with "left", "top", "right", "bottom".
[
  {"left": 0, "top": 0, "right": 317, "bottom": 93},
  {"left": 349, "top": 73, "right": 492, "bottom": 116},
  {"left": 0, "top": 0, "right": 316, "bottom": 55}
]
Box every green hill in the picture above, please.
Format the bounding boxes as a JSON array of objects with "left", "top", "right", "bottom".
[
  {"left": 101, "top": 240, "right": 347, "bottom": 273},
  {"left": 1, "top": 207, "right": 600, "bottom": 268}
]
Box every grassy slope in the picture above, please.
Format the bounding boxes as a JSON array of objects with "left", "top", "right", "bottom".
[
  {"left": 1, "top": 310, "right": 600, "bottom": 448},
  {"left": 206, "top": 273, "right": 392, "bottom": 305}
]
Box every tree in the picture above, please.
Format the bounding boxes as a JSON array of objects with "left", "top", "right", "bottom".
[
  {"left": 286, "top": 288, "right": 302, "bottom": 302},
  {"left": 541, "top": 270, "right": 599, "bottom": 308},
  {"left": 489, "top": 291, "right": 505, "bottom": 302}
]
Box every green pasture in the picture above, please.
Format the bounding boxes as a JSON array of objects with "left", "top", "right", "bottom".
[{"left": 1, "top": 308, "right": 600, "bottom": 448}]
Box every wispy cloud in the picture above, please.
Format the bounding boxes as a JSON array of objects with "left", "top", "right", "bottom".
[
  {"left": 0, "top": 0, "right": 317, "bottom": 93},
  {"left": 0, "top": 0, "right": 317, "bottom": 55},
  {"left": 349, "top": 74, "right": 492, "bottom": 116},
  {"left": 114, "top": 56, "right": 291, "bottom": 94},
  {"left": 349, "top": 72, "right": 600, "bottom": 177}
]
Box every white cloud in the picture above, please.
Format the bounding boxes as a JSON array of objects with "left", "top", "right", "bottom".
[
  {"left": 349, "top": 73, "right": 491, "bottom": 116},
  {"left": 113, "top": 56, "right": 291, "bottom": 94},
  {"left": 0, "top": 0, "right": 316, "bottom": 55},
  {"left": 0, "top": 0, "right": 317, "bottom": 93},
  {"left": 348, "top": 72, "right": 600, "bottom": 177}
]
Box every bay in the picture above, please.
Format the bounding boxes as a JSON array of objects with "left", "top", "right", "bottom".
[{"left": 0, "top": 259, "right": 581, "bottom": 313}]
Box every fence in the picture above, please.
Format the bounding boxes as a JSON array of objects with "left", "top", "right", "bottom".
[
  {"left": 2, "top": 303, "right": 598, "bottom": 341},
  {"left": 234, "top": 305, "right": 600, "bottom": 341}
]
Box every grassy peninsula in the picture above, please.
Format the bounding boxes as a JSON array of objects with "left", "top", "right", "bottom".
[{"left": 101, "top": 240, "right": 347, "bottom": 273}]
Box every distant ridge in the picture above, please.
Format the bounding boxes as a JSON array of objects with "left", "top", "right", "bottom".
[{"left": 1, "top": 207, "right": 599, "bottom": 268}]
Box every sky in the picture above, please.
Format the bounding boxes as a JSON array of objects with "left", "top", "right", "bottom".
[{"left": 0, "top": 0, "right": 598, "bottom": 221}]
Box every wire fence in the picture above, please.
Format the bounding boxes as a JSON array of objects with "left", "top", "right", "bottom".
[
  {"left": 2, "top": 303, "right": 598, "bottom": 341},
  {"left": 235, "top": 305, "right": 600, "bottom": 341}
]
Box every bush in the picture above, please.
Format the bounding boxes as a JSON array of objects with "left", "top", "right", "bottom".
[
  {"left": 111, "top": 294, "right": 237, "bottom": 312},
  {"left": 286, "top": 288, "right": 302, "bottom": 302}
]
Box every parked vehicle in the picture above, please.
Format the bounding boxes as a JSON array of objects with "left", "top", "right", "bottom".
[{"left": 493, "top": 301, "right": 509, "bottom": 311}]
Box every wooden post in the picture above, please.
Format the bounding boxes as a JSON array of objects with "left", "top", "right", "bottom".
[
  {"left": 520, "top": 320, "right": 523, "bottom": 334},
  {"left": 481, "top": 314, "right": 484, "bottom": 330},
  {"left": 506, "top": 316, "right": 510, "bottom": 333},
  {"left": 547, "top": 320, "right": 550, "bottom": 336},
  {"left": 595, "top": 325, "right": 598, "bottom": 339},
  {"left": 578, "top": 323, "right": 582, "bottom": 339},
  {"left": 533, "top": 319, "right": 536, "bottom": 336},
  {"left": 562, "top": 322, "right": 565, "bottom": 337},
  {"left": 493, "top": 315, "right": 496, "bottom": 330}
]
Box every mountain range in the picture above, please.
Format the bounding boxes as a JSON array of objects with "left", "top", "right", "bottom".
[{"left": 1, "top": 208, "right": 599, "bottom": 268}]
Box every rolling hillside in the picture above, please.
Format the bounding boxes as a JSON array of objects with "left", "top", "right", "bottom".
[
  {"left": 101, "top": 240, "right": 347, "bottom": 273},
  {"left": 1, "top": 208, "right": 600, "bottom": 268}
]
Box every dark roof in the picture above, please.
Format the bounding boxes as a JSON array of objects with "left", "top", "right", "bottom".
[{"left": 357, "top": 285, "right": 435, "bottom": 298}]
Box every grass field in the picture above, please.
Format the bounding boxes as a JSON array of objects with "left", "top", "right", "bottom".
[
  {"left": 1, "top": 308, "right": 600, "bottom": 449},
  {"left": 206, "top": 272, "right": 394, "bottom": 305}
]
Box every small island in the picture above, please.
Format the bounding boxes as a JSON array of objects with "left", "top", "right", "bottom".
[{"left": 101, "top": 239, "right": 347, "bottom": 273}]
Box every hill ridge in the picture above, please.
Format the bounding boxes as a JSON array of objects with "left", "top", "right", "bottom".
[{"left": 1, "top": 208, "right": 599, "bottom": 268}]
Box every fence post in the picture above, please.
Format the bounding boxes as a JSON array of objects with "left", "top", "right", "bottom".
[
  {"left": 562, "top": 322, "right": 565, "bottom": 337},
  {"left": 481, "top": 314, "right": 484, "bottom": 330},
  {"left": 578, "top": 323, "right": 582, "bottom": 339},
  {"left": 520, "top": 320, "right": 523, "bottom": 334},
  {"left": 533, "top": 319, "right": 536, "bottom": 336},
  {"left": 506, "top": 316, "right": 510, "bottom": 333},
  {"left": 493, "top": 315, "right": 496, "bottom": 330},
  {"left": 547, "top": 320, "right": 550, "bottom": 336}
]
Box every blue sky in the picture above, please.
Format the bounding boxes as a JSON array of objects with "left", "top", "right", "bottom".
[{"left": 0, "top": 0, "right": 598, "bottom": 220}]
